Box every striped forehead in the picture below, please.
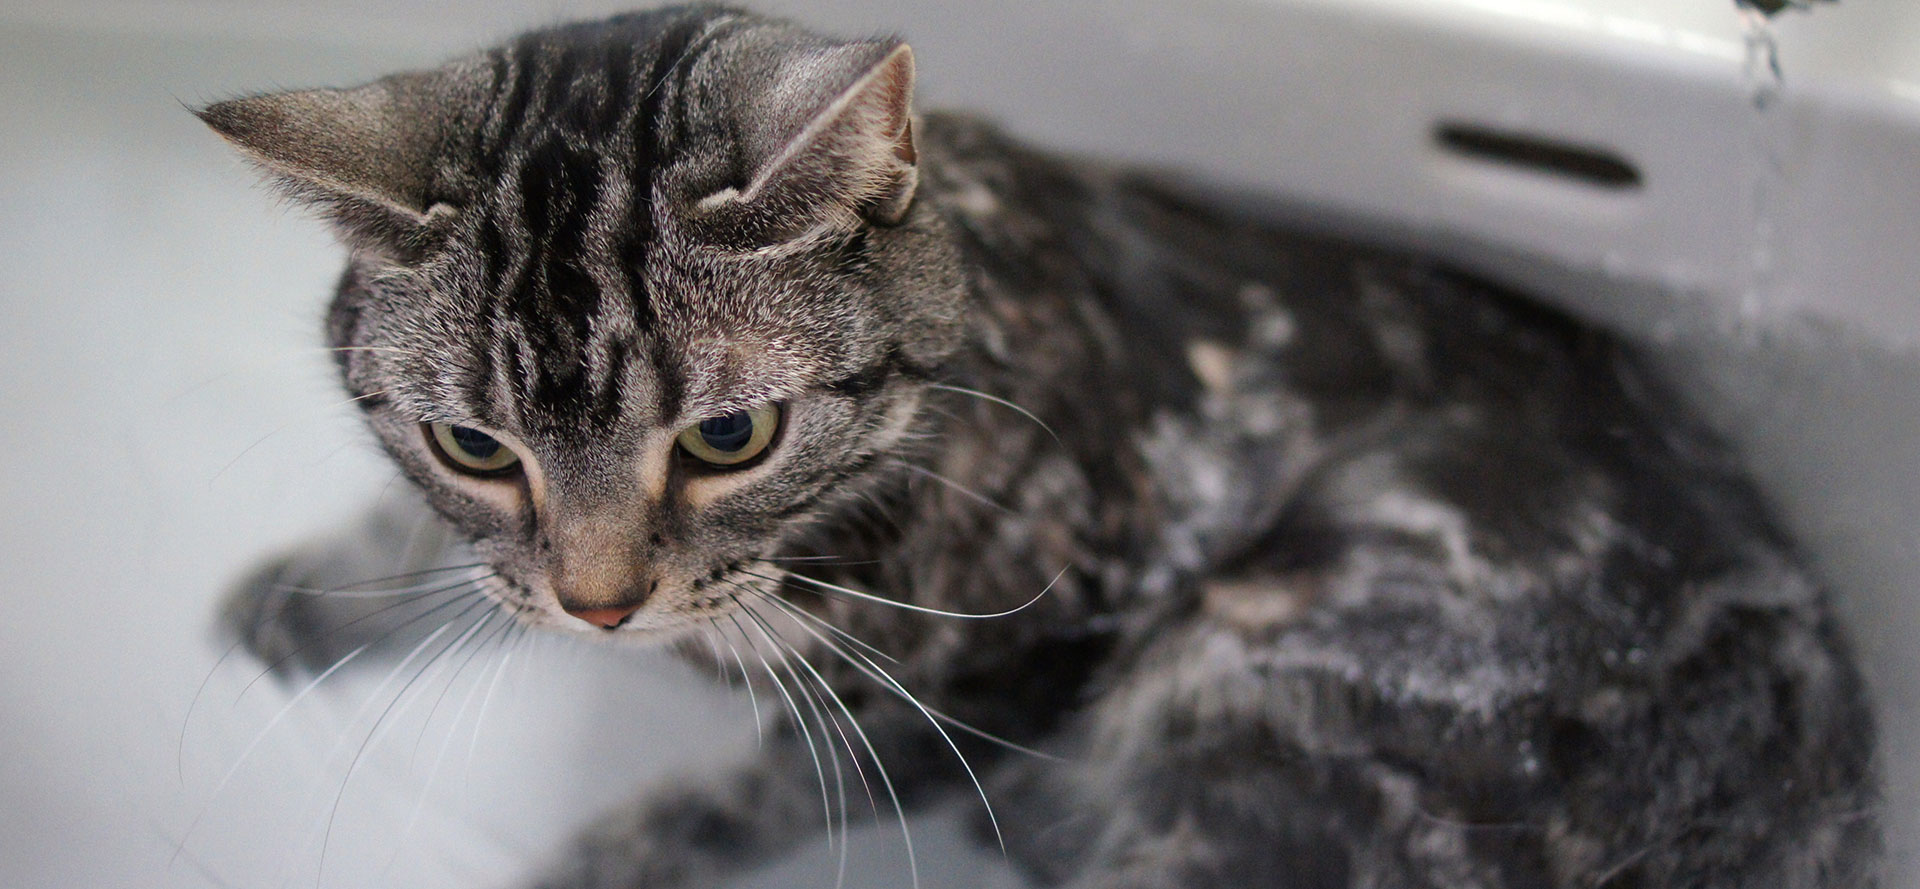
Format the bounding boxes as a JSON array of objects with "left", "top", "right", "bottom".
[
  {"left": 456, "top": 154, "right": 656, "bottom": 434},
  {"left": 388, "top": 12, "right": 852, "bottom": 441},
  {"left": 445, "top": 14, "right": 719, "bottom": 438}
]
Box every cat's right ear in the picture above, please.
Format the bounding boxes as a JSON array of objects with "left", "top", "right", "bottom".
[
  {"left": 693, "top": 40, "right": 920, "bottom": 247},
  {"left": 196, "top": 63, "right": 484, "bottom": 261}
]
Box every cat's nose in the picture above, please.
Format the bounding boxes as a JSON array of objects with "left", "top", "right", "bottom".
[
  {"left": 545, "top": 515, "right": 656, "bottom": 628},
  {"left": 565, "top": 602, "right": 642, "bottom": 629}
]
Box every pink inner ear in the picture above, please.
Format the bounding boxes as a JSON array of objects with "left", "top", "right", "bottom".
[{"left": 894, "top": 118, "right": 917, "bottom": 165}]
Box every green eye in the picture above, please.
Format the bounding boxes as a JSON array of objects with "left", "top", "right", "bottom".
[
  {"left": 676, "top": 405, "right": 781, "bottom": 467},
  {"left": 427, "top": 423, "right": 522, "bottom": 475}
]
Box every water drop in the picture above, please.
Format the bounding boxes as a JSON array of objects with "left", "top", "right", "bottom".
[{"left": 1734, "top": 2, "right": 1795, "bottom": 326}]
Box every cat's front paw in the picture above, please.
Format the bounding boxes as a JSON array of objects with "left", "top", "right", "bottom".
[
  {"left": 214, "top": 493, "right": 466, "bottom": 677},
  {"left": 522, "top": 744, "right": 850, "bottom": 889},
  {"left": 218, "top": 549, "right": 346, "bottom": 675},
  {"left": 523, "top": 813, "right": 715, "bottom": 889}
]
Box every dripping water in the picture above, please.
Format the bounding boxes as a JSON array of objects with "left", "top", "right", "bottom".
[
  {"left": 1730, "top": 0, "right": 1830, "bottom": 324},
  {"left": 1735, "top": 1, "right": 1787, "bottom": 324}
]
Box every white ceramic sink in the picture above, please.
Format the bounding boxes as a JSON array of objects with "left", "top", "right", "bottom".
[{"left": 0, "top": 1, "right": 1912, "bottom": 886}]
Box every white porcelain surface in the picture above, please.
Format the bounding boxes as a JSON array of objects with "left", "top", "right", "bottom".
[{"left": 1, "top": 1, "right": 1913, "bottom": 886}]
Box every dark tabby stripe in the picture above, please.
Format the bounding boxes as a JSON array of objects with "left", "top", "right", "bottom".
[{"left": 462, "top": 9, "right": 736, "bottom": 432}]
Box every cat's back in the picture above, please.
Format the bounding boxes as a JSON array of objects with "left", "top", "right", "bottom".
[
  {"left": 921, "top": 110, "right": 1793, "bottom": 568},
  {"left": 917, "top": 111, "right": 1878, "bottom": 887}
]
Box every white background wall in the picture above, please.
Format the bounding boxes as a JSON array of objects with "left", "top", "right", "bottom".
[{"left": 1, "top": 1, "right": 1914, "bottom": 887}]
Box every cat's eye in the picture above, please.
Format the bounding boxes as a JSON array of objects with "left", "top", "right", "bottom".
[
  {"left": 676, "top": 405, "right": 781, "bottom": 467},
  {"left": 427, "top": 423, "right": 522, "bottom": 476}
]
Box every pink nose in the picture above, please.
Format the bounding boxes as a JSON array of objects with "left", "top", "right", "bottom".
[{"left": 567, "top": 604, "right": 641, "bottom": 629}]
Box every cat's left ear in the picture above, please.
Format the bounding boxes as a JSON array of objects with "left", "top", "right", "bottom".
[
  {"left": 196, "top": 63, "right": 485, "bottom": 261},
  {"left": 705, "top": 41, "right": 919, "bottom": 241}
]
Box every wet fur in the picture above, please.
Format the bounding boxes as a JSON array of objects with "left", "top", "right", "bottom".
[{"left": 209, "top": 6, "right": 1878, "bottom": 888}]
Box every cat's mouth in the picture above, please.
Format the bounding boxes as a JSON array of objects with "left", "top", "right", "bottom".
[{"left": 490, "top": 559, "right": 793, "bottom": 641}]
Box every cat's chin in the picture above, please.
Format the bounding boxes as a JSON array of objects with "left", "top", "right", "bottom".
[
  {"left": 497, "top": 604, "right": 732, "bottom": 643},
  {"left": 470, "top": 558, "right": 794, "bottom": 643},
  {"left": 549, "top": 617, "right": 712, "bottom": 647},
  {"left": 487, "top": 585, "right": 778, "bottom": 648}
]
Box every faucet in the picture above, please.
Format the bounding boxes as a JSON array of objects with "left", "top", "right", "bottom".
[{"left": 1736, "top": 0, "right": 1834, "bottom": 16}]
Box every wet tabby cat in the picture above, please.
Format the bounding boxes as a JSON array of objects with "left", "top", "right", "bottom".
[{"left": 204, "top": 5, "right": 1877, "bottom": 887}]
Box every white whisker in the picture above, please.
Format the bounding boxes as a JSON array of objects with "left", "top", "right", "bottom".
[
  {"left": 752, "top": 566, "right": 1068, "bottom": 621},
  {"left": 736, "top": 585, "right": 1006, "bottom": 854},
  {"left": 164, "top": 346, "right": 425, "bottom": 408},
  {"left": 790, "top": 653, "right": 868, "bottom": 889},
  {"left": 177, "top": 575, "right": 489, "bottom": 855},
  {"left": 728, "top": 607, "right": 835, "bottom": 848},
  {"left": 738, "top": 578, "right": 898, "bottom": 665},
  {"left": 762, "top": 554, "right": 878, "bottom": 566},
  {"left": 385, "top": 611, "right": 508, "bottom": 875},
  {"left": 177, "top": 589, "right": 487, "bottom": 877},
  {"left": 735, "top": 595, "right": 881, "bottom": 827},
  {"left": 406, "top": 609, "right": 505, "bottom": 766},
  {"left": 743, "top": 600, "right": 854, "bottom": 858},
  {"left": 895, "top": 461, "right": 1013, "bottom": 514},
  {"left": 463, "top": 616, "right": 528, "bottom": 789},
  {"left": 208, "top": 388, "right": 390, "bottom": 485},
  {"left": 274, "top": 561, "right": 493, "bottom": 597},
  {"left": 700, "top": 623, "right": 734, "bottom": 689},
  {"left": 233, "top": 576, "right": 493, "bottom": 704},
  {"left": 928, "top": 383, "right": 1062, "bottom": 445},
  {"left": 316, "top": 597, "right": 493, "bottom": 884},
  {"left": 736, "top": 601, "right": 921, "bottom": 889},
  {"left": 708, "top": 616, "right": 764, "bottom": 744},
  {"left": 169, "top": 640, "right": 374, "bottom": 870},
  {"left": 180, "top": 634, "right": 253, "bottom": 785},
  {"left": 785, "top": 651, "right": 853, "bottom": 874},
  {"left": 214, "top": 581, "right": 483, "bottom": 769},
  {"left": 746, "top": 586, "right": 1065, "bottom": 764}
]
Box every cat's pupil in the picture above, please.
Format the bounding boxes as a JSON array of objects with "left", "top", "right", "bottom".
[
  {"left": 449, "top": 426, "right": 502, "bottom": 459},
  {"left": 697, "top": 412, "right": 755, "bottom": 453}
]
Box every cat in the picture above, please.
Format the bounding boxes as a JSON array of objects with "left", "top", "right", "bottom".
[{"left": 202, "top": 5, "right": 1879, "bottom": 887}]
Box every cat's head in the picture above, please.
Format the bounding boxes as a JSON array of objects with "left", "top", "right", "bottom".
[{"left": 201, "top": 6, "right": 967, "bottom": 636}]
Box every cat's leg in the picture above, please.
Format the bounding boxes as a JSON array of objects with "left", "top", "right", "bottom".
[
  {"left": 218, "top": 490, "right": 474, "bottom": 676},
  {"left": 526, "top": 713, "right": 951, "bottom": 889},
  {"left": 992, "top": 517, "right": 1874, "bottom": 887},
  {"left": 992, "top": 575, "right": 1495, "bottom": 889},
  {"left": 526, "top": 744, "right": 819, "bottom": 889}
]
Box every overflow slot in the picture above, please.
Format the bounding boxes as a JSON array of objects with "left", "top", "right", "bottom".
[{"left": 1434, "top": 122, "right": 1643, "bottom": 190}]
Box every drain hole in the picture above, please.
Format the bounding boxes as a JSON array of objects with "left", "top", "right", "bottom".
[{"left": 1434, "top": 122, "right": 1642, "bottom": 190}]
